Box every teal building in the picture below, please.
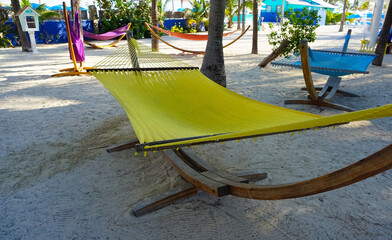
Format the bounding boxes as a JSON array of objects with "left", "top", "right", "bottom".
[{"left": 261, "top": 0, "right": 336, "bottom": 24}]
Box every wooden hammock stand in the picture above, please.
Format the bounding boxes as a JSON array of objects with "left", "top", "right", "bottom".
[
  {"left": 107, "top": 139, "right": 392, "bottom": 217},
  {"left": 99, "top": 35, "right": 391, "bottom": 217},
  {"left": 52, "top": 2, "right": 92, "bottom": 77},
  {"left": 284, "top": 40, "right": 365, "bottom": 112}
]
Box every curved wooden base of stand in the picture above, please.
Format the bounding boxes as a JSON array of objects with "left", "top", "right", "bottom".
[
  {"left": 52, "top": 65, "right": 94, "bottom": 77},
  {"left": 132, "top": 144, "right": 391, "bottom": 216},
  {"left": 105, "top": 141, "right": 392, "bottom": 216},
  {"left": 284, "top": 99, "right": 355, "bottom": 112}
]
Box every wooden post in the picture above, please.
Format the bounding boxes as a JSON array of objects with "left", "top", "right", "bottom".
[{"left": 299, "top": 40, "right": 318, "bottom": 100}]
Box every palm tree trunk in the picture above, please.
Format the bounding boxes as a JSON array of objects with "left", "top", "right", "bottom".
[
  {"left": 10, "top": 0, "right": 31, "bottom": 52},
  {"left": 237, "top": 0, "right": 240, "bottom": 29},
  {"left": 339, "top": 0, "right": 347, "bottom": 32},
  {"left": 152, "top": 0, "right": 159, "bottom": 51},
  {"left": 252, "top": 0, "right": 258, "bottom": 54},
  {"left": 71, "top": 0, "right": 83, "bottom": 39},
  {"left": 242, "top": 0, "right": 245, "bottom": 31},
  {"left": 201, "top": 0, "right": 226, "bottom": 87},
  {"left": 372, "top": 0, "right": 392, "bottom": 66}
]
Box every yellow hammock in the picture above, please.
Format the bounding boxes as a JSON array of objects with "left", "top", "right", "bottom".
[{"left": 89, "top": 40, "right": 392, "bottom": 152}]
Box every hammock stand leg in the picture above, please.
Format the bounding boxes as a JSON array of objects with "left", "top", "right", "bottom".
[
  {"left": 133, "top": 148, "right": 268, "bottom": 217},
  {"left": 106, "top": 138, "right": 139, "bottom": 153}
]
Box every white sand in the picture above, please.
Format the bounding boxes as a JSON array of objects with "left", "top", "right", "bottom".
[{"left": 0, "top": 25, "right": 391, "bottom": 239}]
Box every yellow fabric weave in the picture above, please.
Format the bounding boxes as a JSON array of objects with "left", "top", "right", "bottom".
[{"left": 92, "top": 69, "right": 392, "bottom": 150}]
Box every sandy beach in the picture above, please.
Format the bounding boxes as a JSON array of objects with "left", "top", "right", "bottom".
[{"left": 0, "top": 24, "right": 391, "bottom": 239}]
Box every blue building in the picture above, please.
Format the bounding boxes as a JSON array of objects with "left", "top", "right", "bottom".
[{"left": 260, "top": 0, "right": 336, "bottom": 24}]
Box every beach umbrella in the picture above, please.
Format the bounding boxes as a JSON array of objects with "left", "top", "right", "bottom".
[{"left": 347, "top": 13, "right": 362, "bottom": 19}]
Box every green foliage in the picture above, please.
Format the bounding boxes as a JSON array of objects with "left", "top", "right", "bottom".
[
  {"left": 96, "top": 0, "right": 151, "bottom": 39},
  {"left": 185, "top": 0, "right": 209, "bottom": 31},
  {"left": 157, "top": 0, "right": 167, "bottom": 27},
  {"left": 170, "top": 24, "right": 184, "bottom": 33},
  {"left": 359, "top": 1, "right": 369, "bottom": 11},
  {"left": 326, "top": 10, "right": 352, "bottom": 24},
  {"left": 225, "top": 0, "right": 253, "bottom": 28},
  {"left": 0, "top": 8, "right": 13, "bottom": 48},
  {"left": 267, "top": 7, "right": 320, "bottom": 57},
  {"left": 225, "top": 0, "right": 254, "bottom": 28},
  {"left": 171, "top": 23, "right": 197, "bottom": 33}
]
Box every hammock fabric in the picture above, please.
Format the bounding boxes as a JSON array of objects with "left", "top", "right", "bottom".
[
  {"left": 149, "top": 23, "right": 242, "bottom": 41},
  {"left": 83, "top": 24, "right": 131, "bottom": 41},
  {"left": 89, "top": 41, "right": 392, "bottom": 152},
  {"left": 68, "top": 11, "right": 85, "bottom": 62},
  {"left": 271, "top": 49, "right": 376, "bottom": 76}
]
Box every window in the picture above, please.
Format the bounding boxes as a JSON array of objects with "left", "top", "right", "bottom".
[
  {"left": 26, "top": 16, "right": 36, "bottom": 29},
  {"left": 266, "top": 6, "right": 272, "bottom": 12}
]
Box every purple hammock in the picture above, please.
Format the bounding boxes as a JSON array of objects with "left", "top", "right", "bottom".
[
  {"left": 68, "top": 11, "right": 85, "bottom": 62},
  {"left": 83, "top": 24, "right": 131, "bottom": 41}
]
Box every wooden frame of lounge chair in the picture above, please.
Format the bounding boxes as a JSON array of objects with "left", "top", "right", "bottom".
[
  {"left": 284, "top": 40, "right": 366, "bottom": 112},
  {"left": 145, "top": 22, "right": 251, "bottom": 54},
  {"left": 83, "top": 23, "right": 131, "bottom": 49},
  {"left": 51, "top": 2, "right": 92, "bottom": 77},
  {"left": 106, "top": 139, "right": 392, "bottom": 217}
]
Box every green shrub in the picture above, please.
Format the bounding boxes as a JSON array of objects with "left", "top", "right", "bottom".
[
  {"left": 0, "top": 8, "right": 13, "bottom": 48},
  {"left": 268, "top": 7, "right": 320, "bottom": 56},
  {"left": 326, "top": 10, "right": 351, "bottom": 25},
  {"left": 96, "top": 0, "right": 152, "bottom": 39}
]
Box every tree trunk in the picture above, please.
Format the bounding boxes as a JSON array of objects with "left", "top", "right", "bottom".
[
  {"left": 10, "top": 0, "right": 31, "bottom": 52},
  {"left": 339, "top": 0, "right": 347, "bottom": 32},
  {"left": 258, "top": 39, "right": 288, "bottom": 67},
  {"left": 252, "top": 0, "right": 257, "bottom": 54},
  {"left": 71, "top": 0, "right": 83, "bottom": 39},
  {"left": 237, "top": 0, "right": 240, "bottom": 29},
  {"left": 242, "top": 0, "right": 245, "bottom": 31},
  {"left": 88, "top": 5, "right": 99, "bottom": 34},
  {"left": 201, "top": 0, "right": 226, "bottom": 87},
  {"left": 151, "top": 0, "right": 159, "bottom": 51},
  {"left": 372, "top": 0, "right": 392, "bottom": 66}
]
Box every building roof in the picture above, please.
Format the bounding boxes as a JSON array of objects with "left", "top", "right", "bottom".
[
  {"left": 286, "top": 0, "right": 337, "bottom": 9},
  {"left": 15, "top": 5, "right": 40, "bottom": 16}
]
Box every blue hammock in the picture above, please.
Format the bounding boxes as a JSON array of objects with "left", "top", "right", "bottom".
[{"left": 272, "top": 49, "right": 376, "bottom": 77}]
